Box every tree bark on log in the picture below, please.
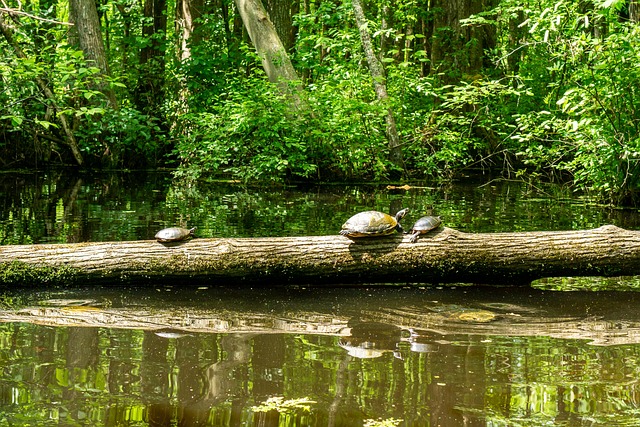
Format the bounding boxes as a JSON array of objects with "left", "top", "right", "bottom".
[{"left": 0, "top": 225, "right": 639, "bottom": 286}]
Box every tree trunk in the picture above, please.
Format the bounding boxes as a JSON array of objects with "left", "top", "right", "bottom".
[
  {"left": 113, "top": 3, "right": 133, "bottom": 73},
  {"left": 33, "top": 0, "right": 57, "bottom": 161},
  {"left": 234, "top": 0, "right": 302, "bottom": 101},
  {"left": 630, "top": 0, "right": 640, "bottom": 23},
  {"left": 428, "top": 0, "right": 495, "bottom": 79},
  {"left": 135, "top": 0, "right": 167, "bottom": 114},
  {"left": 176, "top": 0, "right": 203, "bottom": 61},
  {"left": 351, "top": 0, "right": 404, "bottom": 170},
  {"left": 69, "top": 0, "right": 118, "bottom": 108},
  {"left": 174, "top": 0, "right": 204, "bottom": 121},
  {"left": 0, "top": 225, "right": 638, "bottom": 286},
  {"left": 506, "top": 7, "right": 525, "bottom": 75},
  {"left": 263, "top": 0, "right": 297, "bottom": 51}
]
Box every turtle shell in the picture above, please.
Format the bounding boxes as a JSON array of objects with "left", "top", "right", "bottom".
[
  {"left": 155, "top": 227, "right": 196, "bottom": 243},
  {"left": 408, "top": 216, "right": 442, "bottom": 243},
  {"left": 340, "top": 208, "right": 408, "bottom": 238}
]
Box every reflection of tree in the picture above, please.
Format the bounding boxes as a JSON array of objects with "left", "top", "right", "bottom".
[
  {"left": 141, "top": 331, "right": 171, "bottom": 426},
  {"left": 204, "top": 334, "right": 252, "bottom": 401},
  {"left": 328, "top": 357, "right": 349, "bottom": 427},
  {"left": 171, "top": 333, "right": 255, "bottom": 424},
  {"left": 174, "top": 333, "right": 218, "bottom": 426},
  {"left": 253, "top": 334, "right": 285, "bottom": 399},
  {"left": 175, "top": 334, "right": 208, "bottom": 403},
  {"left": 32, "top": 326, "right": 57, "bottom": 393},
  {"left": 64, "top": 327, "right": 100, "bottom": 424}
]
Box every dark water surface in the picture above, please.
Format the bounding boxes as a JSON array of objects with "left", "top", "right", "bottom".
[
  {"left": 3, "top": 170, "right": 639, "bottom": 245},
  {"left": 2, "top": 171, "right": 640, "bottom": 426}
]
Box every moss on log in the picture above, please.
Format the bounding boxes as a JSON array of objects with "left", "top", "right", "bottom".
[{"left": 0, "top": 225, "right": 638, "bottom": 286}]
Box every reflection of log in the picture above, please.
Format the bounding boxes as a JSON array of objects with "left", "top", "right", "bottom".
[
  {"left": 0, "top": 225, "right": 639, "bottom": 285},
  {"left": 4, "top": 306, "right": 348, "bottom": 335},
  {"left": 3, "top": 289, "right": 640, "bottom": 346}
]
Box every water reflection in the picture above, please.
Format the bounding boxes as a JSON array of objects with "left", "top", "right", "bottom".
[{"left": 1, "top": 286, "right": 640, "bottom": 425}]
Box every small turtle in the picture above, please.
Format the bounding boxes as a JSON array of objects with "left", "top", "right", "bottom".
[
  {"left": 155, "top": 226, "right": 197, "bottom": 243},
  {"left": 407, "top": 216, "right": 442, "bottom": 243},
  {"left": 340, "top": 208, "right": 409, "bottom": 238}
]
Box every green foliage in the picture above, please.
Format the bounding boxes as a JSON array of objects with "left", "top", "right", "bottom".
[
  {"left": 171, "top": 0, "right": 415, "bottom": 183},
  {"left": 402, "top": 75, "right": 522, "bottom": 178},
  {"left": 554, "top": 24, "right": 640, "bottom": 204},
  {"left": 499, "top": 0, "right": 640, "bottom": 204},
  {"left": 3, "top": 0, "right": 640, "bottom": 205},
  {"left": 174, "top": 67, "right": 400, "bottom": 182},
  {"left": 174, "top": 79, "right": 319, "bottom": 182},
  {"left": 0, "top": 17, "right": 153, "bottom": 168},
  {"left": 75, "top": 106, "right": 168, "bottom": 168},
  {"left": 0, "top": 49, "right": 50, "bottom": 137}
]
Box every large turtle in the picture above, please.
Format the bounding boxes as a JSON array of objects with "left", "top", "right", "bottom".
[
  {"left": 407, "top": 216, "right": 442, "bottom": 243},
  {"left": 340, "top": 208, "right": 409, "bottom": 238},
  {"left": 155, "top": 226, "right": 197, "bottom": 243}
]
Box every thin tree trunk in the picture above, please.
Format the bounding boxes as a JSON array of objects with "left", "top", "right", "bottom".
[
  {"left": 0, "top": 13, "right": 84, "bottom": 166},
  {"left": 0, "top": 225, "right": 638, "bottom": 286},
  {"left": 630, "top": 0, "right": 640, "bottom": 23},
  {"left": 351, "top": 0, "right": 404, "bottom": 170},
  {"left": 33, "top": 0, "right": 57, "bottom": 161},
  {"left": 379, "top": 3, "right": 390, "bottom": 61},
  {"left": 174, "top": 0, "right": 203, "bottom": 122},
  {"left": 176, "top": 0, "right": 203, "bottom": 61},
  {"left": 113, "top": 3, "right": 133, "bottom": 72}
]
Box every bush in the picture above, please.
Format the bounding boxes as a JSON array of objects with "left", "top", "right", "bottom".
[
  {"left": 174, "top": 71, "right": 401, "bottom": 182},
  {"left": 75, "top": 106, "right": 168, "bottom": 168}
]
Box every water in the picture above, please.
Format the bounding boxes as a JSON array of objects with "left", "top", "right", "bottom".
[
  {"left": 3, "top": 170, "right": 637, "bottom": 245},
  {"left": 2, "top": 171, "right": 640, "bottom": 426}
]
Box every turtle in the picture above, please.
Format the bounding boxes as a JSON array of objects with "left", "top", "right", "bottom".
[
  {"left": 407, "top": 216, "right": 442, "bottom": 243},
  {"left": 155, "top": 226, "right": 197, "bottom": 243},
  {"left": 340, "top": 208, "right": 409, "bottom": 238}
]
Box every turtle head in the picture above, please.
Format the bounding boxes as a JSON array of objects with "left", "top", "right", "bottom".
[{"left": 395, "top": 208, "right": 409, "bottom": 222}]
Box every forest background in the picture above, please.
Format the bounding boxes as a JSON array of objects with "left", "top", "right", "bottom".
[{"left": 1, "top": 0, "right": 639, "bottom": 205}]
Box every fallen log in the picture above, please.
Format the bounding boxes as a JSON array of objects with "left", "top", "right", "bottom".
[{"left": 0, "top": 225, "right": 638, "bottom": 286}]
